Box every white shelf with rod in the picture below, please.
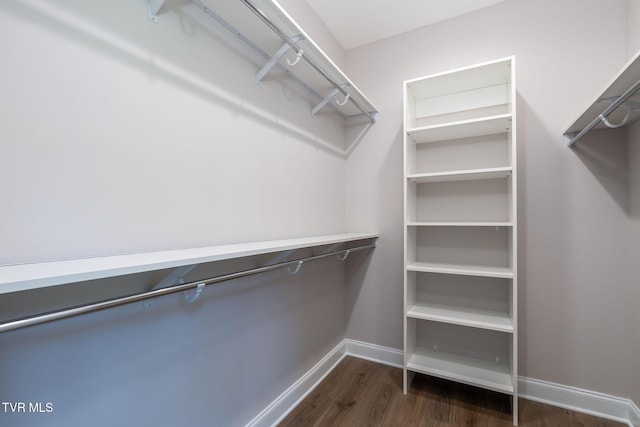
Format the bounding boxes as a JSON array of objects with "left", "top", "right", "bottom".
[
  {"left": 0, "top": 233, "right": 377, "bottom": 295},
  {"left": 565, "top": 49, "right": 640, "bottom": 146},
  {"left": 403, "top": 57, "right": 518, "bottom": 425},
  {"left": 148, "top": 0, "right": 378, "bottom": 122},
  {"left": 0, "top": 233, "right": 378, "bottom": 334}
]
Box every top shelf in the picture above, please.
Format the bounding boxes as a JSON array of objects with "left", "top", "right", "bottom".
[
  {"left": 564, "top": 49, "right": 640, "bottom": 146},
  {"left": 152, "top": 0, "right": 378, "bottom": 121},
  {"left": 0, "top": 233, "right": 378, "bottom": 295},
  {"left": 407, "top": 114, "right": 512, "bottom": 144}
]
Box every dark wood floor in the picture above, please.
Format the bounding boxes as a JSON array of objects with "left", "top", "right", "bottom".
[{"left": 279, "top": 356, "right": 625, "bottom": 427}]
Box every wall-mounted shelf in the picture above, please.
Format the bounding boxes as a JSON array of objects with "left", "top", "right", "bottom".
[
  {"left": 565, "top": 49, "right": 640, "bottom": 146},
  {"left": 0, "top": 233, "right": 377, "bottom": 295},
  {"left": 149, "top": 0, "right": 377, "bottom": 122}
]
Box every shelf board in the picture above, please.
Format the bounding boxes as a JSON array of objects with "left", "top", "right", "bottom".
[
  {"left": 407, "top": 167, "right": 512, "bottom": 184},
  {"left": 407, "top": 261, "right": 513, "bottom": 279},
  {"left": 407, "top": 114, "right": 512, "bottom": 144},
  {"left": 194, "top": 0, "right": 377, "bottom": 121},
  {"left": 406, "top": 346, "right": 513, "bottom": 394},
  {"left": 565, "top": 49, "right": 640, "bottom": 136},
  {"left": 407, "top": 302, "right": 513, "bottom": 333},
  {"left": 0, "top": 233, "right": 378, "bottom": 295},
  {"left": 408, "top": 221, "right": 513, "bottom": 227}
]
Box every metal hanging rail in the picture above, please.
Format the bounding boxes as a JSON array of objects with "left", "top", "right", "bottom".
[
  {"left": 0, "top": 242, "right": 376, "bottom": 334},
  {"left": 238, "top": 0, "right": 377, "bottom": 123},
  {"left": 567, "top": 79, "right": 640, "bottom": 147}
]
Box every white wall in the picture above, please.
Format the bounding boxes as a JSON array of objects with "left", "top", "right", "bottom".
[
  {"left": 0, "top": 0, "right": 347, "bottom": 265},
  {"left": 0, "top": 1, "right": 357, "bottom": 426},
  {"left": 344, "top": 0, "right": 635, "bottom": 401}
]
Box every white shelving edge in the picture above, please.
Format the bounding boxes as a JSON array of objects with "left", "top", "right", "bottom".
[
  {"left": 407, "top": 166, "right": 512, "bottom": 183},
  {"left": 408, "top": 221, "right": 513, "bottom": 227},
  {"left": 407, "top": 113, "right": 512, "bottom": 144},
  {"left": 407, "top": 302, "right": 513, "bottom": 333},
  {"left": 407, "top": 261, "right": 513, "bottom": 279},
  {"left": 407, "top": 346, "right": 514, "bottom": 394},
  {"left": 0, "top": 233, "right": 377, "bottom": 294}
]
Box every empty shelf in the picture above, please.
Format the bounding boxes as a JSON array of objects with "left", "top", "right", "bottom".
[
  {"left": 407, "top": 302, "right": 513, "bottom": 333},
  {"left": 407, "top": 261, "right": 513, "bottom": 279},
  {"left": 407, "top": 167, "right": 512, "bottom": 184},
  {"left": 407, "top": 221, "right": 513, "bottom": 227},
  {"left": 407, "top": 114, "right": 512, "bottom": 144},
  {"left": 407, "top": 346, "right": 513, "bottom": 394}
]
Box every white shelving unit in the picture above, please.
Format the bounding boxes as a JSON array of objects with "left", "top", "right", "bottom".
[
  {"left": 403, "top": 57, "right": 518, "bottom": 425},
  {"left": 0, "top": 233, "right": 377, "bottom": 295}
]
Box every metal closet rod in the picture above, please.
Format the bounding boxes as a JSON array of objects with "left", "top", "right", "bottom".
[
  {"left": 0, "top": 243, "right": 376, "bottom": 334},
  {"left": 568, "top": 78, "right": 640, "bottom": 147},
  {"left": 239, "top": 0, "right": 377, "bottom": 123}
]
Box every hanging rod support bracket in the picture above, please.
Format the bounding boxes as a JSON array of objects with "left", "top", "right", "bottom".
[
  {"left": 256, "top": 35, "right": 305, "bottom": 84},
  {"left": 147, "top": 0, "right": 166, "bottom": 23},
  {"left": 183, "top": 283, "right": 206, "bottom": 303},
  {"left": 312, "top": 84, "right": 349, "bottom": 116},
  {"left": 152, "top": 265, "right": 198, "bottom": 290},
  {"left": 287, "top": 260, "right": 304, "bottom": 275}
]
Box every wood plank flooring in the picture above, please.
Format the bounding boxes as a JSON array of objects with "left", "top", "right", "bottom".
[{"left": 279, "top": 356, "right": 625, "bottom": 427}]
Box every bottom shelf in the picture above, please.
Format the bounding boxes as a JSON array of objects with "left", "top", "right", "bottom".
[{"left": 406, "top": 346, "right": 514, "bottom": 394}]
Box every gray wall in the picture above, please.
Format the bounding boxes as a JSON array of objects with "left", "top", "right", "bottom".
[
  {"left": 343, "top": 0, "right": 636, "bottom": 401},
  {"left": 0, "top": 1, "right": 357, "bottom": 426},
  {"left": 627, "top": 0, "right": 640, "bottom": 409}
]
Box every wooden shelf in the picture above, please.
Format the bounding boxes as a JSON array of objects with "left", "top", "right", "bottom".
[
  {"left": 407, "top": 302, "right": 513, "bottom": 333},
  {"left": 407, "top": 346, "right": 514, "bottom": 394},
  {"left": 407, "top": 114, "right": 512, "bottom": 144},
  {"left": 407, "top": 261, "right": 513, "bottom": 279},
  {"left": 408, "top": 221, "right": 513, "bottom": 227},
  {"left": 0, "top": 233, "right": 377, "bottom": 294},
  {"left": 407, "top": 167, "right": 512, "bottom": 184}
]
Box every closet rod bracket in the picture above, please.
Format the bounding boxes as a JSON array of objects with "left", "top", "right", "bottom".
[
  {"left": 287, "top": 260, "right": 304, "bottom": 275},
  {"left": 147, "top": 0, "right": 166, "bottom": 23},
  {"left": 256, "top": 35, "right": 305, "bottom": 84},
  {"left": 183, "top": 283, "right": 206, "bottom": 303},
  {"left": 312, "top": 84, "right": 350, "bottom": 116}
]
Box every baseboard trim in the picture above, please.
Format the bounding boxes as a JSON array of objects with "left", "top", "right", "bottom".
[
  {"left": 247, "top": 339, "right": 639, "bottom": 427},
  {"left": 246, "top": 341, "right": 347, "bottom": 427},
  {"left": 629, "top": 400, "right": 640, "bottom": 427},
  {"left": 519, "top": 377, "right": 638, "bottom": 426},
  {"left": 344, "top": 338, "right": 404, "bottom": 368}
]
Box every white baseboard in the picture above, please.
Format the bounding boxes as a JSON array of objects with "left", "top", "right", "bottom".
[
  {"left": 519, "top": 377, "right": 638, "bottom": 426},
  {"left": 246, "top": 341, "right": 347, "bottom": 427},
  {"left": 247, "top": 339, "right": 639, "bottom": 427},
  {"left": 629, "top": 400, "right": 640, "bottom": 427},
  {"left": 344, "top": 338, "right": 404, "bottom": 368}
]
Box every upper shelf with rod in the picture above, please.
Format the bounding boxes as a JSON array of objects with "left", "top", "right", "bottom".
[
  {"left": 564, "top": 49, "right": 640, "bottom": 147},
  {"left": 149, "top": 0, "right": 378, "bottom": 123},
  {"left": 0, "top": 233, "right": 377, "bottom": 295}
]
